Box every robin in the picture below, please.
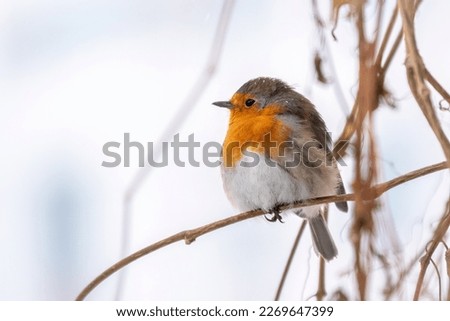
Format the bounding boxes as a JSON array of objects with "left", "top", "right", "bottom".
[{"left": 213, "top": 77, "right": 347, "bottom": 261}]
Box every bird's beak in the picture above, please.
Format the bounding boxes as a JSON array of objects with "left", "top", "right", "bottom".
[{"left": 212, "top": 101, "right": 233, "bottom": 109}]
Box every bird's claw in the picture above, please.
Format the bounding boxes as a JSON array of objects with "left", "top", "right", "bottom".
[{"left": 265, "top": 206, "right": 284, "bottom": 223}]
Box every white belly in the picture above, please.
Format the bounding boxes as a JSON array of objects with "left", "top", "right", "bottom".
[{"left": 221, "top": 154, "right": 312, "bottom": 212}]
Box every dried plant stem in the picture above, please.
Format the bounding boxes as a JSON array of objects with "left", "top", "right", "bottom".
[
  {"left": 274, "top": 221, "right": 307, "bottom": 301},
  {"left": 76, "top": 161, "right": 448, "bottom": 301},
  {"left": 424, "top": 68, "right": 450, "bottom": 106},
  {"left": 381, "top": 0, "right": 423, "bottom": 77},
  {"left": 414, "top": 200, "right": 450, "bottom": 300},
  {"left": 447, "top": 247, "right": 450, "bottom": 301},
  {"left": 398, "top": 0, "right": 450, "bottom": 167},
  {"left": 332, "top": 4, "right": 403, "bottom": 162},
  {"left": 430, "top": 258, "right": 442, "bottom": 301},
  {"left": 332, "top": 100, "right": 359, "bottom": 160},
  {"left": 316, "top": 255, "right": 326, "bottom": 301},
  {"left": 351, "top": 1, "right": 381, "bottom": 300},
  {"left": 380, "top": 29, "right": 402, "bottom": 76},
  {"left": 375, "top": 6, "right": 398, "bottom": 68},
  {"left": 316, "top": 206, "right": 330, "bottom": 301}
]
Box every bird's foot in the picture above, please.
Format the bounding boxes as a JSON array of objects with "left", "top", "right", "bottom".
[{"left": 265, "top": 205, "right": 284, "bottom": 223}]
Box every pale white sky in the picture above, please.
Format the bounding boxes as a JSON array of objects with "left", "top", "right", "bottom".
[{"left": 0, "top": 0, "right": 449, "bottom": 300}]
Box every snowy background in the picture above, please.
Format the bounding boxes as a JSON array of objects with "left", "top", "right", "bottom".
[{"left": 1, "top": 0, "right": 449, "bottom": 300}]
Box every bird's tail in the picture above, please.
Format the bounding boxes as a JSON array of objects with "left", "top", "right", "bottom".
[{"left": 308, "top": 214, "right": 338, "bottom": 261}]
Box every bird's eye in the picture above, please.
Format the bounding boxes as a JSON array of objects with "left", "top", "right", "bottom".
[{"left": 245, "top": 99, "right": 255, "bottom": 107}]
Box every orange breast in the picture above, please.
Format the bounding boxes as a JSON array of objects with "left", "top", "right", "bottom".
[{"left": 222, "top": 104, "right": 291, "bottom": 167}]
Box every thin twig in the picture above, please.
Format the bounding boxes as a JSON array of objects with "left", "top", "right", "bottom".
[
  {"left": 333, "top": 7, "right": 404, "bottom": 161},
  {"left": 316, "top": 256, "right": 326, "bottom": 300},
  {"left": 316, "top": 206, "right": 329, "bottom": 301},
  {"left": 414, "top": 200, "right": 450, "bottom": 300},
  {"left": 351, "top": 1, "right": 380, "bottom": 300},
  {"left": 398, "top": 0, "right": 450, "bottom": 167},
  {"left": 115, "top": 0, "right": 236, "bottom": 299},
  {"left": 76, "top": 161, "right": 449, "bottom": 300},
  {"left": 378, "top": 9, "right": 403, "bottom": 95},
  {"left": 274, "top": 221, "right": 307, "bottom": 301},
  {"left": 430, "top": 258, "right": 442, "bottom": 301},
  {"left": 380, "top": 30, "right": 402, "bottom": 76},
  {"left": 380, "top": 0, "right": 422, "bottom": 76},
  {"left": 375, "top": 5, "right": 398, "bottom": 68},
  {"left": 446, "top": 246, "right": 450, "bottom": 300},
  {"left": 373, "top": 0, "right": 386, "bottom": 55},
  {"left": 424, "top": 68, "right": 450, "bottom": 106}
]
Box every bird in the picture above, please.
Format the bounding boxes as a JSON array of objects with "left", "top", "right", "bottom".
[{"left": 213, "top": 77, "right": 347, "bottom": 261}]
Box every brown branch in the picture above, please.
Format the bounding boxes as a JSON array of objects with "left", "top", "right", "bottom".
[
  {"left": 332, "top": 100, "right": 359, "bottom": 160},
  {"left": 333, "top": 4, "right": 407, "bottom": 161},
  {"left": 398, "top": 0, "right": 450, "bottom": 167},
  {"left": 316, "top": 255, "right": 327, "bottom": 301},
  {"left": 373, "top": 0, "right": 386, "bottom": 55},
  {"left": 424, "top": 68, "right": 450, "bottom": 107},
  {"left": 311, "top": 0, "right": 350, "bottom": 114},
  {"left": 446, "top": 247, "right": 450, "bottom": 277},
  {"left": 375, "top": 5, "right": 398, "bottom": 68},
  {"left": 429, "top": 257, "right": 442, "bottom": 301},
  {"left": 414, "top": 200, "right": 450, "bottom": 300},
  {"left": 333, "top": 29, "right": 403, "bottom": 161},
  {"left": 274, "top": 221, "right": 307, "bottom": 301},
  {"left": 380, "top": 0, "right": 423, "bottom": 77},
  {"left": 77, "top": 209, "right": 263, "bottom": 301},
  {"left": 351, "top": 1, "right": 380, "bottom": 300},
  {"left": 380, "top": 29, "right": 402, "bottom": 77},
  {"left": 75, "top": 160, "right": 449, "bottom": 301},
  {"left": 446, "top": 247, "right": 450, "bottom": 300},
  {"left": 316, "top": 206, "right": 329, "bottom": 301}
]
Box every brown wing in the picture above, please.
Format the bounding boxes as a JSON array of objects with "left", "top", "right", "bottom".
[{"left": 277, "top": 91, "right": 348, "bottom": 212}]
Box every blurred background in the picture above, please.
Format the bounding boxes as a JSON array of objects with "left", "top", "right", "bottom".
[{"left": 1, "top": 0, "right": 449, "bottom": 300}]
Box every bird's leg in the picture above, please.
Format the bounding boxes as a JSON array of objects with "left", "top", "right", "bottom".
[{"left": 265, "top": 205, "right": 284, "bottom": 223}]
